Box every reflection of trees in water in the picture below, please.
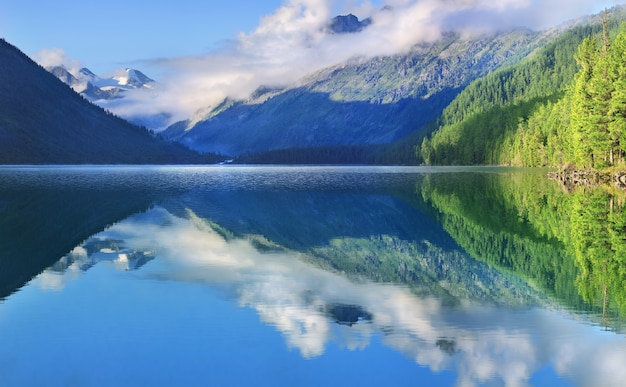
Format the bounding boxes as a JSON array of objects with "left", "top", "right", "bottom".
[
  {"left": 570, "top": 188, "right": 626, "bottom": 322},
  {"left": 419, "top": 171, "right": 580, "bottom": 307},
  {"left": 419, "top": 171, "right": 626, "bottom": 327}
]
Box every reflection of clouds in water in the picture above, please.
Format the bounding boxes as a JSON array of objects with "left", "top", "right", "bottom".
[
  {"left": 38, "top": 207, "right": 626, "bottom": 386},
  {"left": 35, "top": 270, "right": 80, "bottom": 291},
  {"left": 456, "top": 331, "right": 535, "bottom": 387},
  {"left": 564, "top": 336, "right": 626, "bottom": 387}
]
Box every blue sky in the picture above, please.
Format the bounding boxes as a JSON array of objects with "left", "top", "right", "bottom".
[
  {"left": 1, "top": 0, "right": 619, "bottom": 74},
  {"left": 0, "top": 0, "right": 287, "bottom": 74},
  {"left": 1, "top": 0, "right": 623, "bottom": 127}
]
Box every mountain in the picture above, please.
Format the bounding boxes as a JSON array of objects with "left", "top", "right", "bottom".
[
  {"left": 45, "top": 65, "right": 168, "bottom": 128},
  {"left": 110, "top": 68, "right": 155, "bottom": 89},
  {"left": 163, "top": 26, "right": 557, "bottom": 156},
  {"left": 0, "top": 38, "right": 209, "bottom": 164},
  {"left": 328, "top": 14, "right": 372, "bottom": 34},
  {"left": 418, "top": 5, "right": 626, "bottom": 166},
  {"left": 46, "top": 65, "right": 115, "bottom": 100},
  {"left": 46, "top": 65, "right": 155, "bottom": 101}
]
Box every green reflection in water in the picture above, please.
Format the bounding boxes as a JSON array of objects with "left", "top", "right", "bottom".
[
  {"left": 570, "top": 187, "right": 626, "bottom": 322},
  {"left": 418, "top": 168, "right": 626, "bottom": 329}
]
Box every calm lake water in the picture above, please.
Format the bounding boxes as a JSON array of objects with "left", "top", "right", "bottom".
[{"left": 1, "top": 165, "right": 625, "bottom": 386}]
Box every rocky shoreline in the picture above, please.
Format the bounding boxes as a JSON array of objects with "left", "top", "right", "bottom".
[{"left": 548, "top": 166, "right": 626, "bottom": 190}]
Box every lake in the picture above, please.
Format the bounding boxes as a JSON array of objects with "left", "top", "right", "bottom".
[{"left": 1, "top": 165, "right": 625, "bottom": 386}]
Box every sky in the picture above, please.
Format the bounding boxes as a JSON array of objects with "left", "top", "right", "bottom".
[
  {"left": 1, "top": 0, "right": 624, "bottom": 127},
  {"left": 0, "top": 0, "right": 289, "bottom": 74}
]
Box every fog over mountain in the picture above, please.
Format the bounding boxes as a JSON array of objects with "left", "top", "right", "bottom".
[{"left": 38, "top": 0, "right": 623, "bottom": 129}]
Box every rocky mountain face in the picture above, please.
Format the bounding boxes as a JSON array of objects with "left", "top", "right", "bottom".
[
  {"left": 328, "top": 14, "right": 372, "bottom": 34},
  {"left": 163, "top": 27, "right": 556, "bottom": 156}
]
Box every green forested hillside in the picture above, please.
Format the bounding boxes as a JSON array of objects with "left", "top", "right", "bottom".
[
  {"left": 501, "top": 18, "right": 626, "bottom": 169},
  {"left": 419, "top": 7, "right": 626, "bottom": 167}
]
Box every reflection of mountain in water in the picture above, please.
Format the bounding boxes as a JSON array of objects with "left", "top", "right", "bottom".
[
  {"left": 0, "top": 167, "right": 557, "bottom": 309},
  {"left": 49, "top": 237, "right": 155, "bottom": 273},
  {"left": 163, "top": 188, "right": 548, "bottom": 307},
  {"left": 324, "top": 304, "right": 373, "bottom": 326},
  {"left": 8, "top": 166, "right": 624, "bottom": 319},
  {"left": 0, "top": 168, "right": 172, "bottom": 300},
  {"left": 8, "top": 167, "right": 626, "bottom": 387}
]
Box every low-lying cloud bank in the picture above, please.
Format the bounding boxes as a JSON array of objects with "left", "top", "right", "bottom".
[{"left": 39, "top": 0, "right": 623, "bottom": 129}]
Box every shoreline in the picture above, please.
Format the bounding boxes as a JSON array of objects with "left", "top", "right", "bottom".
[{"left": 548, "top": 166, "right": 626, "bottom": 190}]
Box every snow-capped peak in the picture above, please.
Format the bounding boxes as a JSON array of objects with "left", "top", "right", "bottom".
[
  {"left": 112, "top": 68, "right": 155, "bottom": 89},
  {"left": 45, "top": 64, "right": 167, "bottom": 128},
  {"left": 47, "top": 65, "right": 158, "bottom": 101},
  {"left": 78, "top": 67, "right": 99, "bottom": 82}
]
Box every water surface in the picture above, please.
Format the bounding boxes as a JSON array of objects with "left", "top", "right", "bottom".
[{"left": 1, "top": 166, "right": 625, "bottom": 386}]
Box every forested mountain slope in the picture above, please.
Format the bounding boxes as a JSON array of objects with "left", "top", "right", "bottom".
[
  {"left": 164, "top": 28, "right": 554, "bottom": 156},
  {"left": 0, "top": 39, "right": 206, "bottom": 164},
  {"left": 419, "top": 6, "right": 626, "bottom": 166}
]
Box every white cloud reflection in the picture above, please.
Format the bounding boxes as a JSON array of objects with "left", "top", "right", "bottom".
[{"left": 36, "top": 206, "right": 626, "bottom": 386}]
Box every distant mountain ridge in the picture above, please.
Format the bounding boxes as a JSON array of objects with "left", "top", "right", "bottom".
[
  {"left": 45, "top": 65, "right": 169, "bottom": 129},
  {"left": 46, "top": 65, "right": 155, "bottom": 101},
  {"left": 4, "top": 8, "right": 617, "bottom": 164}
]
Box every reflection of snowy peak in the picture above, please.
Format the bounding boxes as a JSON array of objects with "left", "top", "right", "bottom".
[
  {"left": 49, "top": 237, "right": 155, "bottom": 273},
  {"left": 46, "top": 65, "right": 155, "bottom": 101}
]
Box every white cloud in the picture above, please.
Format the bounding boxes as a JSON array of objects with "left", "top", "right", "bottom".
[
  {"left": 125, "top": 0, "right": 459, "bottom": 127},
  {"left": 34, "top": 47, "right": 83, "bottom": 73}
]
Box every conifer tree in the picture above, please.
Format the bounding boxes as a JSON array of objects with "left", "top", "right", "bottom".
[
  {"left": 608, "top": 26, "right": 626, "bottom": 165},
  {"left": 571, "top": 36, "right": 600, "bottom": 167}
]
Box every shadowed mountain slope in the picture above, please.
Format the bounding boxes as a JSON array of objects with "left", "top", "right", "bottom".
[{"left": 0, "top": 38, "right": 204, "bottom": 164}]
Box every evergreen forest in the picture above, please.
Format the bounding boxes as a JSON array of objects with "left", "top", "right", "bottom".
[{"left": 419, "top": 12, "right": 626, "bottom": 169}]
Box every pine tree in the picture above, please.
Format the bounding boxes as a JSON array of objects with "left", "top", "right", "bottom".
[
  {"left": 609, "top": 25, "right": 626, "bottom": 165},
  {"left": 588, "top": 51, "right": 613, "bottom": 167},
  {"left": 571, "top": 36, "right": 600, "bottom": 167}
]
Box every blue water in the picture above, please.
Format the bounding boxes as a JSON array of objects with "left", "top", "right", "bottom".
[{"left": 0, "top": 166, "right": 623, "bottom": 386}]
